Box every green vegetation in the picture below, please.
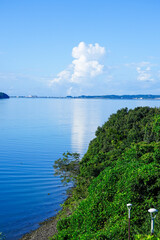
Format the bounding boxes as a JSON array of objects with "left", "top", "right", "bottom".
[
  {"left": 135, "top": 235, "right": 160, "bottom": 240},
  {"left": 53, "top": 152, "right": 80, "bottom": 186},
  {"left": 0, "top": 92, "right": 9, "bottom": 99},
  {"left": 52, "top": 107, "right": 160, "bottom": 239},
  {"left": 0, "top": 232, "right": 5, "bottom": 240}
]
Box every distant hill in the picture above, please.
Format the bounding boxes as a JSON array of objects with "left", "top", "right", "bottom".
[
  {"left": 0, "top": 92, "right": 9, "bottom": 99},
  {"left": 66, "top": 94, "right": 160, "bottom": 99}
]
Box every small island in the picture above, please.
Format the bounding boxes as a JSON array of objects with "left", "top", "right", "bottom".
[{"left": 0, "top": 92, "right": 9, "bottom": 99}]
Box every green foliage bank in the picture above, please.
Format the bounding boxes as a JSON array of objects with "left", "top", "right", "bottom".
[{"left": 52, "top": 107, "right": 160, "bottom": 239}]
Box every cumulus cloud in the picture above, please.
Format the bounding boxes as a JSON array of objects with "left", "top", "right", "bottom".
[
  {"left": 50, "top": 42, "right": 105, "bottom": 85},
  {"left": 51, "top": 69, "right": 71, "bottom": 84},
  {"left": 136, "top": 62, "right": 154, "bottom": 82},
  {"left": 72, "top": 42, "right": 105, "bottom": 59},
  {"left": 125, "top": 61, "right": 155, "bottom": 82}
]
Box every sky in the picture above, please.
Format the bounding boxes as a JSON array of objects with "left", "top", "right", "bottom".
[{"left": 0, "top": 0, "right": 160, "bottom": 96}]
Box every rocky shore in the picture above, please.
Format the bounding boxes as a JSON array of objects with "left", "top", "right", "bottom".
[
  {"left": 20, "top": 216, "right": 58, "bottom": 240},
  {"left": 20, "top": 205, "right": 71, "bottom": 240}
]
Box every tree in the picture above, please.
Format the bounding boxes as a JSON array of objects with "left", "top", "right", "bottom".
[{"left": 53, "top": 152, "right": 80, "bottom": 185}]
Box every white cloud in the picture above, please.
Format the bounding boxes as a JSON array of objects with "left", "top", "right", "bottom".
[
  {"left": 136, "top": 62, "right": 154, "bottom": 82},
  {"left": 50, "top": 42, "right": 105, "bottom": 86},
  {"left": 125, "top": 62, "right": 155, "bottom": 82},
  {"left": 72, "top": 42, "right": 105, "bottom": 60},
  {"left": 50, "top": 69, "right": 71, "bottom": 84},
  {"left": 67, "top": 87, "right": 73, "bottom": 95}
]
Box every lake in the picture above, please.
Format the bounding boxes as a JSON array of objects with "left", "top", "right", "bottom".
[{"left": 1, "top": 98, "right": 160, "bottom": 240}]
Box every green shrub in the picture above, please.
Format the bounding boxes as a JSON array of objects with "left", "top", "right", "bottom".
[{"left": 135, "top": 234, "right": 160, "bottom": 240}]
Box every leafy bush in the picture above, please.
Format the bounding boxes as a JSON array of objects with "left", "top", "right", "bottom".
[{"left": 135, "top": 235, "right": 160, "bottom": 240}]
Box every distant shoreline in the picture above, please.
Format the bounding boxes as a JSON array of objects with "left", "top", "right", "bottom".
[{"left": 10, "top": 94, "right": 160, "bottom": 100}]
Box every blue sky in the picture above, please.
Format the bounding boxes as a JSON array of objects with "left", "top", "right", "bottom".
[{"left": 0, "top": 0, "right": 160, "bottom": 96}]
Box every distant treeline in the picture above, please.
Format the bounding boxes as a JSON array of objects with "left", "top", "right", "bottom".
[{"left": 66, "top": 94, "right": 160, "bottom": 99}]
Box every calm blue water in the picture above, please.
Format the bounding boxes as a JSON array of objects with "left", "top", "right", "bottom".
[{"left": 0, "top": 98, "right": 160, "bottom": 240}]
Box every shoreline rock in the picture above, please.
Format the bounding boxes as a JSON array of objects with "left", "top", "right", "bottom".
[
  {"left": 20, "top": 204, "right": 71, "bottom": 240},
  {"left": 20, "top": 216, "right": 58, "bottom": 240}
]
